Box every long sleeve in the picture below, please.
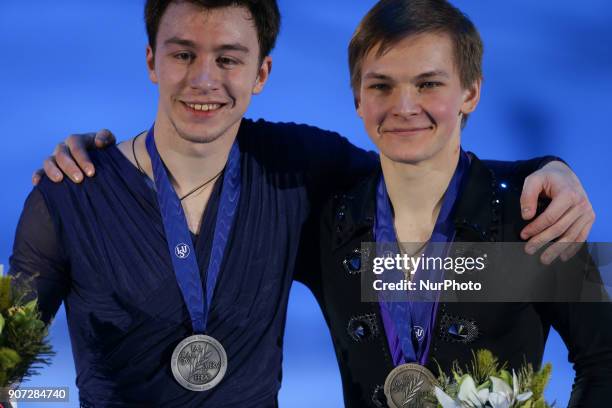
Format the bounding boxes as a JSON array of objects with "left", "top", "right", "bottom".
[
  {"left": 482, "top": 155, "right": 563, "bottom": 188},
  {"left": 9, "top": 188, "right": 69, "bottom": 323},
  {"left": 535, "top": 247, "right": 612, "bottom": 407}
]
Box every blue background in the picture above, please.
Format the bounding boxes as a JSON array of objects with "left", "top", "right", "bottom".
[{"left": 1, "top": 1, "right": 611, "bottom": 406}]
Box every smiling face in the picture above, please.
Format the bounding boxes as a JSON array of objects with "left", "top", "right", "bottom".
[
  {"left": 147, "top": 2, "right": 271, "bottom": 145},
  {"left": 357, "top": 32, "right": 480, "bottom": 165}
]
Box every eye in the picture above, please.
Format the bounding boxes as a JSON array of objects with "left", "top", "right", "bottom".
[
  {"left": 368, "top": 83, "right": 391, "bottom": 91},
  {"left": 418, "top": 81, "right": 442, "bottom": 90},
  {"left": 174, "top": 52, "right": 194, "bottom": 63},
  {"left": 217, "top": 56, "right": 240, "bottom": 67}
]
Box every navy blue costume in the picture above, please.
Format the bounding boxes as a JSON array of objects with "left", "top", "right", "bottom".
[{"left": 9, "top": 119, "right": 374, "bottom": 407}]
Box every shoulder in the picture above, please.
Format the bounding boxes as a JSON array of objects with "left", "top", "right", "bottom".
[
  {"left": 320, "top": 169, "right": 379, "bottom": 253},
  {"left": 472, "top": 154, "right": 536, "bottom": 221},
  {"left": 35, "top": 146, "right": 123, "bottom": 205},
  {"left": 242, "top": 117, "right": 343, "bottom": 143},
  {"left": 240, "top": 118, "right": 373, "bottom": 160},
  {"left": 239, "top": 118, "right": 377, "bottom": 186},
  {"left": 458, "top": 153, "right": 529, "bottom": 242},
  {"left": 467, "top": 153, "right": 526, "bottom": 198}
]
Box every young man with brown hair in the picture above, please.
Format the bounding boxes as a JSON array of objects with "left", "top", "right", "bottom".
[
  {"left": 310, "top": 0, "right": 611, "bottom": 406},
  {"left": 10, "top": 1, "right": 374, "bottom": 406}
]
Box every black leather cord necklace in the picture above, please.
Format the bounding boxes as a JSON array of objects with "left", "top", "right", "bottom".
[{"left": 131, "top": 134, "right": 224, "bottom": 201}]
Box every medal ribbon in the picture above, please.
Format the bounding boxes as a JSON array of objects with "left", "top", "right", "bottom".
[
  {"left": 145, "top": 126, "right": 241, "bottom": 334},
  {"left": 375, "top": 150, "right": 469, "bottom": 366}
]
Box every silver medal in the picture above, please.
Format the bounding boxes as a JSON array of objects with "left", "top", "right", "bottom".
[
  {"left": 171, "top": 334, "right": 227, "bottom": 391},
  {"left": 383, "top": 363, "right": 437, "bottom": 408}
]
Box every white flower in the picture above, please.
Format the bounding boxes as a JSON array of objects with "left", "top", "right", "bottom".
[
  {"left": 434, "top": 386, "right": 461, "bottom": 408},
  {"left": 458, "top": 376, "right": 490, "bottom": 406},
  {"left": 434, "top": 375, "right": 490, "bottom": 408},
  {"left": 488, "top": 371, "right": 533, "bottom": 408},
  {"left": 434, "top": 371, "right": 533, "bottom": 408},
  {"left": 512, "top": 371, "right": 533, "bottom": 403}
]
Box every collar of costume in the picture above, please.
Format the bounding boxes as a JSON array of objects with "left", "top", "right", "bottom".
[
  {"left": 145, "top": 126, "right": 241, "bottom": 334},
  {"left": 374, "top": 150, "right": 469, "bottom": 366}
]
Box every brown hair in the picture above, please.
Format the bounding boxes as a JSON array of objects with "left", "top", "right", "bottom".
[
  {"left": 349, "top": 0, "right": 483, "bottom": 121},
  {"left": 145, "top": 0, "right": 281, "bottom": 60}
]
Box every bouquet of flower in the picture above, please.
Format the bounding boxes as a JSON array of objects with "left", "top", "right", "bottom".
[
  {"left": 432, "top": 349, "right": 553, "bottom": 408},
  {"left": 0, "top": 274, "right": 54, "bottom": 389}
]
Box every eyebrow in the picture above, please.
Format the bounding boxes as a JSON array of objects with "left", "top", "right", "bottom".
[
  {"left": 363, "top": 70, "right": 450, "bottom": 82},
  {"left": 164, "top": 37, "right": 250, "bottom": 53},
  {"left": 164, "top": 37, "right": 197, "bottom": 48},
  {"left": 363, "top": 72, "right": 393, "bottom": 81},
  {"left": 414, "top": 70, "right": 450, "bottom": 80},
  {"left": 217, "top": 43, "right": 250, "bottom": 53}
]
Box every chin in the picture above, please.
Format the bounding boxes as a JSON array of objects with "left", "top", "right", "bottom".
[
  {"left": 173, "top": 120, "right": 234, "bottom": 145},
  {"left": 378, "top": 133, "right": 458, "bottom": 166},
  {"left": 178, "top": 129, "right": 222, "bottom": 144},
  {"left": 379, "top": 141, "right": 436, "bottom": 165},
  {"left": 383, "top": 151, "right": 431, "bottom": 165}
]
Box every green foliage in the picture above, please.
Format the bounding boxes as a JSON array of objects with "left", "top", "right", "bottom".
[
  {"left": 0, "top": 276, "right": 54, "bottom": 387},
  {"left": 0, "top": 348, "right": 20, "bottom": 371},
  {"left": 471, "top": 349, "right": 504, "bottom": 384},
  {"left": 530, "top": 363, "right": 552, "bottom": 400},
  {"left": 0, "top": 277, "right": 12, "bottom": 313}
]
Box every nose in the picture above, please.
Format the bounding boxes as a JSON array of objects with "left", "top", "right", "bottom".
[
  {"left": 391, "top": 87, "right": 421, "bottom": 118},
  {"left": 187, "top": 57, "right": 220, "bottom": 92}
]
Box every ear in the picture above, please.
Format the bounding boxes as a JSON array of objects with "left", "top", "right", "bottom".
[
  {"left": 460, "top": 78, "right": 481, "bottom": 115},
  {"left": 146, "top": 45, "right": 158, "bottom": 84},
  {"left": 355, "top": 91, "right": 363, "bottom": 118},
  {"left": 252, "top": 56, "right": 273, "bottom": 94}
]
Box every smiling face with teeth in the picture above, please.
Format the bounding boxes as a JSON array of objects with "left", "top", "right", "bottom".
[{"left": 147, "top": 2, "right": 271, "bottom": 147}]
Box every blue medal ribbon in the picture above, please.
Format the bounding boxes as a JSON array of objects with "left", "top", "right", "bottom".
[
  {"left": 145, "top": 126, "right": 241, "bottom": 334},
  {"left": 375, "top": 150, "right": 469, "bottom": 366}
]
